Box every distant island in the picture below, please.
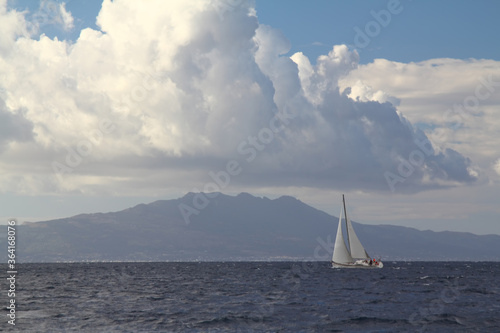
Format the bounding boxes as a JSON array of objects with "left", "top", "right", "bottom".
[{"left": 3, "top": 192, "right": 500, "bottom": 262}]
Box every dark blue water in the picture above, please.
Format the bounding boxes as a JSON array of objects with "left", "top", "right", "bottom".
[{"left": 2, "top": 262, "right": 499, "bottom": 332}]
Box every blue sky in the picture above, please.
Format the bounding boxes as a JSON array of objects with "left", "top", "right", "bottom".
[
  {"left": 2, "top": 0, "right": 500, "bottom": 235},
  {"left": 256, "top": 0, "right": 500, "bottom": 64},
  {"left": 11, "top": 0, "right": 500, "bottom": 63}
]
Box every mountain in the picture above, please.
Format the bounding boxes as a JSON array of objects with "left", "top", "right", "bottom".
[{"left": 3, "top": 192, "right": 500, "bottom": 262}]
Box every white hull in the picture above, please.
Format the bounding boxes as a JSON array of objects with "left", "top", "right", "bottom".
[{"left": 332, "top": 260, "right": 383, "bottom": 269}]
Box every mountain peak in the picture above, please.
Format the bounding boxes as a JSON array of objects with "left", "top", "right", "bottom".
[
  {"left": 4, "top": 192, "right": 500, "bottom": 262},
  {"left": 275, "top": 195, "right": 299, "bottom": 202},
  {"left": 236, "top": 192, "right": 258, "bottom": 199}
]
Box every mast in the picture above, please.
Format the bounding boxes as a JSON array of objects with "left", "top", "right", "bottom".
[
  {"left": 342, "top": 194, "right": 350, "bottom": 252},
  {"left": 344, "top": 194, "right": 371, "bottom": 260},
  {"left": 332, "top": 205, "right": 353, "bottom": 264}
]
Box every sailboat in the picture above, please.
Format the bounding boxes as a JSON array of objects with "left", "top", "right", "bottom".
[{"left": 331, "top": 195, "right": 383, "bottom": 268}]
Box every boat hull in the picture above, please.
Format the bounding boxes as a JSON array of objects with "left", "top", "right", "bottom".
[{"left": 332, "top": 260, "right": 383, "bottom": 269}]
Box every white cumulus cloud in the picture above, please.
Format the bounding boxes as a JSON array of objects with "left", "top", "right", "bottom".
[
  {"left": 340, "top": 58, "right": 500, "bottom": 181},
  {"left": 0, "top": 0, "right": 481, "bottom": 196}
]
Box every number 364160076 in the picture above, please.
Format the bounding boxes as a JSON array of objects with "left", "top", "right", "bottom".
[{"left": 7, "top": 220, "right": 16, "bottom": 264}]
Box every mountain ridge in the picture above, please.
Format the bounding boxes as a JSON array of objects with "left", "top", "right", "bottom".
[{"left": 4, "top": 192, "right": 499, "bottom": 262}]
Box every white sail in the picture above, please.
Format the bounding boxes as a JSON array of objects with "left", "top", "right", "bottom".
[
  {"left": 331, "top": 195, "right": 383, "bottom": 269},
  {"left": 332, "top": 207, "right": 353, "bottom": 264},
  {"left": 345, "top": 216, "right": 370, "bottom": 260}
]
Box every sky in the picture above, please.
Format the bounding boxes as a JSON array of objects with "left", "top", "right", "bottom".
[{"left": 1, "top": 0, "right": 500, "bottom": 235}]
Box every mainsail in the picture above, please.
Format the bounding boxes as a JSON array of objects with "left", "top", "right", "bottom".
[
  {"left": 332, "top": 207, "right": 353, "bottom": 264},
  {"left": 331, "top": 194, "right": 383, "bottom": 269}
]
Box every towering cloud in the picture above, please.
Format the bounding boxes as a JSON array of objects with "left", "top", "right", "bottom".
[{"left": 0, "top": 0, "right": 479, "bottom": 195}]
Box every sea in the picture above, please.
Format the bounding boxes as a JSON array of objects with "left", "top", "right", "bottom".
[{"left": 2, "top": 261, "right": 499, "bottom": 332}]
